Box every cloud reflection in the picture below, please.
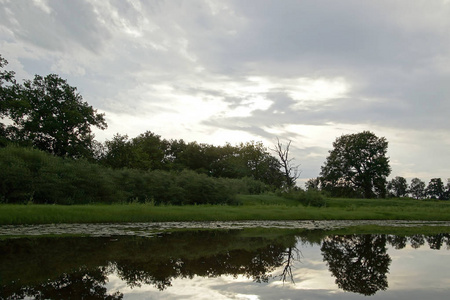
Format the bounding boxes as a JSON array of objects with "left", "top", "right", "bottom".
[{"left": 1, "top": 231, "right": 449, "bottom": 299}]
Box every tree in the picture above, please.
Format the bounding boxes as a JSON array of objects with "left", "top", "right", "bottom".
[
  {"left": 166, "top": 139, "right": 285, "bottom": 189},
  {"left": 2, "top": 70, "right": 107, "bottom": 158},
  {"left": 305, "top": 177, "right": 321, "bottom": 191},
  {"left": 238, "top": 141, "right": 284, "bottom": 187},
  {"left": 387, "top": 176, "right": 408, "bottom": 198},
  {"left": 409, "top": 178, "right": 426, "bottom": 199},
  {"left": 0, "top": 55, "right": 19, "bottom": 146},
  {"left": 271, "top": 138, "right": 300, "bottom": 190},
  {"left": 445, "top": 179, "right": 450, "bottom": 200},
  {"left": 321, "top": 234, "right": 391, "bottom": 296},
  {"left": 130, "top": 131, "right": 169, "bottom": 170},
  {"left": 320, "top": 131, "right": 391, "bottom": 198},
  {"left": 426, "top": 178, "right": 446, "bottom": 200},
  {"left": 102, "top": 134, "right": 134, "bottom": 169}
]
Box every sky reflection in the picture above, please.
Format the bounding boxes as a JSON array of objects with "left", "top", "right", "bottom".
[
  {"left": 103, "top": 237, "right": 450, "bottom": 300},
  {"left": 1, "top": 230, "right": 449, "bottom": 299}
]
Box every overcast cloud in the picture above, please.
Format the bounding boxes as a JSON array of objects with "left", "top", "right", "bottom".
[{"left": 1, "top": 0, "right": 450, "bottom": 185}]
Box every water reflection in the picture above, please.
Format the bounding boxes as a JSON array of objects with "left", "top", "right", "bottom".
[
  {"left": 321, "top": 235, "right": 390, "bottom": 295},
  {"left": 0, "top": 230, "right": 449, "bottom": 299}
]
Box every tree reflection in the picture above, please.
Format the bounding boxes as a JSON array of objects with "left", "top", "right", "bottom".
[
  {"left": 426, "top": 233, "right": 450, "bottom": 250},
  {"left": 321, "top": 234, "right": 391, "bottom": 296},
  {"left": 409, "top": 234, "right": 425, "bottom": 249},
  {"left": 278, "top": 245, "right": 302, "bottom": 284},
  {"left": 0, "top": 230, "right": 299, "bottom": 297},
  {"left": 114, "top": 242, "right": 289, "bottom": 290},
  {"left": 1, "top": 266, "right": 123, "bottom": 300},
  {"left": 387, "top": 235, "right": 407, "bottom": 249},
  {"left": 1, "top": 231, "right": 449, "bottom": 299}
]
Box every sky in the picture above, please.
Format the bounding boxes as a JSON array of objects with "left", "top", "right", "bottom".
[
  {"left": 107, "top": 240, "right": 450, "bottom": 299},
  {"left": 1, "top": 0, "right": 450, "bottom": 186}
]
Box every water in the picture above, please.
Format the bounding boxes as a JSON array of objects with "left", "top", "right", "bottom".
[{"left": 0, "top": 222, "right": 449, "bottom": 299}]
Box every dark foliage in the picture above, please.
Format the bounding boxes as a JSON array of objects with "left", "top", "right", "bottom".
[
  {"left": 1, "top": 55, "right": 106, "bottom": 159},
  {"left": 321, "top": 234, "right": 391, "bottom": 296},
  {"left": 0, "top": 146, "right": 251, "bottom": 205},
  {"left": 101, "top": 136, "right": 285, "bottom": 190},
  {"left": 320, "top": 131, "right": 391, "bottom": 198}
]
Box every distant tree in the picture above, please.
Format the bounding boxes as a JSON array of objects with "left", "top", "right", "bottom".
[
  {"left": 168, "top": 141, "right": 215, "bottom": 174},
  {"left": 102, "top": 131, "right": 169, "bottom": 171},
  {"left": 305, "top": 177, "right": 321, "bottom": 191},
  {"left": 130, "top": 131, "right": 169, "bottom": 170},
  {"left": 166, "top": 139, "right": 284, "bottom": 189},
  {"left": 387, "top": 176, "right": 408, "bottom": 197},
  {"left": 320, "top": 131, "right": 391, "bottom": 198},
  {"left": 1, "top": 69, "right": 107, "bottom": 158},
  {"left": 102, "top": 134, "right": 133, "bottom": 169},
  {"left": 271, "top": 138, "right": 300, "bottom": 190},
  {"left": 238, "top": 141, "right": 284, "bottom": 187},
  {"left": 426, "top": 178, "right": 446, "bottom": 200},
  {"left": 409, "top": 178, "right": 426, "bottom": 199},
  {"left": 0, "top": 55, "right": 19, "bottom": 146},
  {"left": 445, "top": 179, "right": 450, "bottom": 200}
]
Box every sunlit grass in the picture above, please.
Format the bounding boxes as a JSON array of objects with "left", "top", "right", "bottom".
[{"left": 1, "top": 195, "right": 450, "bottom": 225}]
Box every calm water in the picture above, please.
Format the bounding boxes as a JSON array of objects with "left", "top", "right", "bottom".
[{"left": 0, "top": 223, "right": 449, "bottom": 299}]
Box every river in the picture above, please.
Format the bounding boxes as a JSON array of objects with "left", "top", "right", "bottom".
[{"left": 1, "top": 221, "right": 449, "bottom": 299}]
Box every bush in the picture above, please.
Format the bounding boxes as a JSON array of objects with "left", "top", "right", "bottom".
[
  {"left": 281, "top": 189, "right": 326, "bottom": 207},
  {"left": 218, "top": 177, "right": 268, "bottom": 195},
  {"left": 0, "top": 146, "right": 254, "bottom": 205},
  {"left": 0, "top": 147, "right": 35, "bottom": 203},
  {"left": 175, "top": 170, "right": 237, "bottom": 205}
]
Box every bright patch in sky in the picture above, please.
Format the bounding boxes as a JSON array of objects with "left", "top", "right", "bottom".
[{"left": 1, "top": 0, "right": 450, "bottom": 184}]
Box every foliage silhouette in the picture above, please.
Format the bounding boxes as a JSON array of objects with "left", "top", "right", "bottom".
[
  {"left": 321, "top": 234, "right": 391, "bottom": 296},
  {"left": 1, "top": 230, "right": 449, "bottom": 298},
  {"left": 320, "top": 131, "right": 391, "bottom": 198},
  {"left": 1, "top": 57, "right": 106, "bottom": 159}
]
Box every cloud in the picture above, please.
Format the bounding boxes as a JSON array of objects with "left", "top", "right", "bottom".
[{"left": 1, "top": 0, "right": 450, "bottom": 183}]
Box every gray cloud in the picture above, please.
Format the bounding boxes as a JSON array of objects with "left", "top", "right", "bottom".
[
  {"left": 0, "top": 0, "right": 110, "bottom": 53},
  {"left": 1, "top": 0, "right": 450, "bottom": 183}
]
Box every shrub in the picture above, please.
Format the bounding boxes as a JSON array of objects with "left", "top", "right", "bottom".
[
  {"left": 0, "top": 146, "right": 244, "bottom": 205},
  {"left": 281, "top": 189, "right": 326, "bottom": 207}
]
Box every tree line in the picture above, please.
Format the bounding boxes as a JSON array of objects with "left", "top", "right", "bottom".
[
  {"left": 99, "top": 132, "right": 286, "bottom": 188},
  {"left": 2, "top": 54, "right": 448, "bottom": 202},
  {"left": 307, "top": 131, "right": 450, "bottom": 199},
  {"left": 2, "top": 231, "right": 448, "bottom": 298},
  {"left": 0, "top": 54, "right": 297, "bottom": 204},
  {"left": 386, "top": 176, "right": 450, "bottom": 200}
]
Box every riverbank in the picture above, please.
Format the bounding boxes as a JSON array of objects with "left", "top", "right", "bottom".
[{"left": 1, "top": 195, "right": 450, "bottom": 225}]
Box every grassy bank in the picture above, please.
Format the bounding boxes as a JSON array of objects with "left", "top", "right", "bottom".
[{"left": 1, "top": 195, "right": 450, "bottom": 225}]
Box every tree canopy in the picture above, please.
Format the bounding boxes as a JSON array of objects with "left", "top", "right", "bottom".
[
  {"left": 320, "top": 131, "right": 391, "bottom": 198},
  {"left": 387, "top": 176, "right": 408, "bottom": 198},
  {"left": 409, "top": 178, "right": 426, "bottom": 199},
  {"left": 101, "top": 135, "right": 285, "bottom": 189},
  {"left": 426, "top": 178, "right": 446, "bottom": 200},
  {"left": 0, "top": 56, "right": 107, "bottom": 159}
]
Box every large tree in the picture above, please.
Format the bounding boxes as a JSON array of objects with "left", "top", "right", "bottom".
[
  {"left": 320, "top": 131, "right": 391, "bottom": 198},
  {"left": 0, "top": 55, "right": 19, "bottom": 145},
  {"left": 321, "top": 234, "right": 391, "bottom": 296},
  {"left": 3, "top": 71, "right": 107, "bottom": 158}
]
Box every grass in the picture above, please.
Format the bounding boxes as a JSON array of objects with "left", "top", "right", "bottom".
[{"left": 1, "top": 195, "right": 450, "bottom": 225}]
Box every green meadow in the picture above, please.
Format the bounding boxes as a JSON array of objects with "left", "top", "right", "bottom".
[{"left": 1, "top": 195, "right": 450, "bottom": 225}]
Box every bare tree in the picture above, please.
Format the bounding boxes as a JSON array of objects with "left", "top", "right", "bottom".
[
  {"left": 279, "top": 245, "right": 302, "bottom": 284},
  {"left": 271, "top": 138, "right": 301, "bottom": 190}
]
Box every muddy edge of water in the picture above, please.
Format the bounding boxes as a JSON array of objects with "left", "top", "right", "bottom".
[{"left": 1, "top": 220, "right": 450, "bottom": 237}]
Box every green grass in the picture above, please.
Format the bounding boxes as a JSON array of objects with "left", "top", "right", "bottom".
[{"left": 1, "top": 195, "right": 450, "bottom": 225}]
